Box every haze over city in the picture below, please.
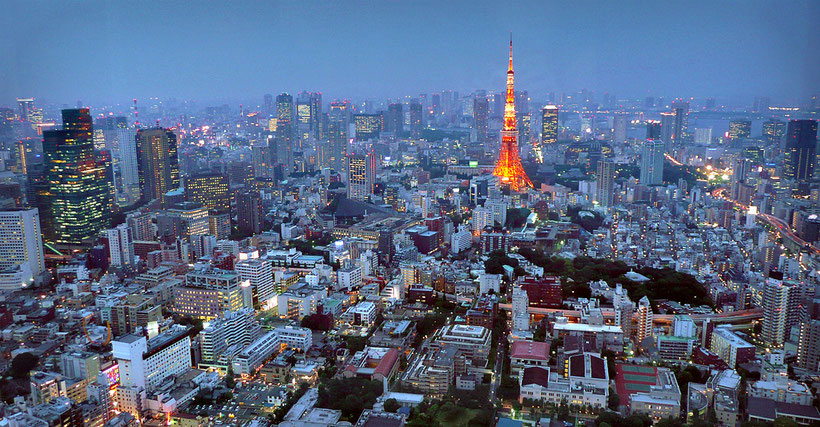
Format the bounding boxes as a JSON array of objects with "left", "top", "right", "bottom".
[
  {"left": 2, "top": 0, "right": 819, "bottom": 105},
  {"left": 0, "top": 2, "right": 819, "bottom": 427}
]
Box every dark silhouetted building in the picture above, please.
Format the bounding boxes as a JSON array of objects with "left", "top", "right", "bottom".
[
  {"left": 783, "top": 119, "right": 818, "bottom": 181},
  {"left": 136, "top": 128, "right": 179, "bottom": 204},
  {"left": 41, "top": 109, "right": 111, "bottom": 245}
]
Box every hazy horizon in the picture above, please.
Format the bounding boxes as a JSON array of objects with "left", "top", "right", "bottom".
[{"left": 2, "top": 0, "right": 819, "bottom": 107}]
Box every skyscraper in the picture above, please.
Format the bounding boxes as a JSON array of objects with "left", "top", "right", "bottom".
[
  {"left": 797, "top": 297, "right": 820, "bottom": 371},
  {"left": 309, "top": 92, "right": 322, "bottom": 140},
  {"left": 671, "top": 100, "right": 689, "bottom": 144},
  {"left": 540, "top": 105, "right": 559, "bottom": 147},
  {"left": 409, "top": 101, "right": 422, "bottom": 138},
  {"left": 596, "top": 160, "right": 615, "bottom": 207},
  {"left": 185, "top": 173, "right": 230, "bottom": 212},
  {"left": 385, "top": 103, "right": 403, "bottom": 136},
  {"left": 353, "top": 113, "right": 383, "bottom": 141},
  {"left": 646, "top": 120, "right": 662, "bottom": 140},
  {"left": 42, "top": 109, "right": 111, "bottom": 245},
  {"left": 511, "top": 284, "right": 530, "bottom": 333},
  {"left": 492, "top": 37, "right": 533, "bottom": 191},
  {"left": 473, "top": 96, "right": 489, "bottom": 144},
  {"left": 612, "top": 114, "right": 628, "bottom": 144},
  {"left": 347, "top": 152, "right": 377, "bottom": 201},
  {"left": 761, "top": 275, "right": 802, "bottom": 348},
  {"left": 263, "top": 94, "right": 273, "bottom": 117},
  {"left": 0, "top": 208, "right": 45, "bottom": 288},
  {"left": 640, "top": 139, "right": 665, "bottom": 186},
  {"left": 327, "top": 119, "right": 347, "bottom": 173},
  {"left": 236, "top": 191, "right": 263, "bottom": 236},
  {"left": 106, "top": 223, "right": 135, "bottom": 271},
  {"left": 116, "top": 127, "right": 139, "bottom": 204},
  {"left": 295, "top": 98, "right": 311, "bottom": 148},
  {"left": 16, "top": 98, "right": 35, "bottom": 122},
  {"left": 136, "top": 128, "right": 180, "bottom": 204},
  {"left": 660, "top": 112, "right": 675, "bottom": 149},
  {"left": 728, "top": 119, "right": 752, "bottom": 140},
  {"left": 783, "top": 119, "right": 818, "bottom": 181},
  {"left": 636, "top": 296, "right": 653, "bottom": 344},
  {"left": 762, "top": 119, "right": 786, "bottom": 147},
  {"left": 276, "top": 93, "right": 295, "bottom": 170}
]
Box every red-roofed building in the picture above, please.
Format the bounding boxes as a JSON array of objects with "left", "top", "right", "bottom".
[
  {"left": 510, "top": 340, "right": 550, "bottom": 375},
  {"left": 342, "top": 346, "right": 400, "bottom": 383}
]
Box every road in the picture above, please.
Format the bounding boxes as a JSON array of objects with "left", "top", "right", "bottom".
[
  {"left": 488, "top": 329, "right": 506, "bottom": 403},
  {"left": 497, "top": 304, "right": 762, "bottom": 325},
  {"left": 712, "top": 187, "right": 820, "bottom": 255}
]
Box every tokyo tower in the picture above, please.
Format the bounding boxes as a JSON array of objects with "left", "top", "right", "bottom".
[{"left": 493, "top": 35, "right": 533, "bottom": 192}]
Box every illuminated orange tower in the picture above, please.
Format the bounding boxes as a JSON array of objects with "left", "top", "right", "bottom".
[{"left": 493, "top": 35, "right": 533, "bottom": 191}]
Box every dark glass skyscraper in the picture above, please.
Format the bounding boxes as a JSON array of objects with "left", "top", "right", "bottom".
[
  {"left": 409, "top": 101, "right": 422, "bottom": 138},
  {"left": 41, "top": 109, "right": 111, "bottom": 245},
  {"left": 136, "top": 128, "right": 180, "bottom": 204},
  {"left": 473, "top": 96, "right": 489, "bottom": 144},
  {"left": 783, "top": 119, "right": 818, "bottom": 181},
  {"left": 386, "top": 103, "right": 403, "bottom": 136}
]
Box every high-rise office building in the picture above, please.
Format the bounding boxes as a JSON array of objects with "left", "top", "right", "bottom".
[
  {"left": 263, "top": 94, "right": 273, "bottom": 117},
  {"left": 646, "top": 120, "right": 662, "bottom": 140},
  {"left": 409, "top": 101, "right": 422, "bottom": 138},
  {"left": 16, "top": 98, "right": 35, "bottom": 122},
  {"left": 640, "top": 140, "right": 665, "bottom": 185},
  {"left": 353, "top": 113, "right": 383, "bottom": 141},
  {"left": 762, "top": 119, "right": 786, "bottom": 147},
  {"left": 106, "top": 223, "right": 135, "bottom": 271},
  {"left": 660, "top": 112, "right": 675, "bottom": 149},
  {"left": 671, "top": 100, "right": 689, "bottom": 144},
  {"left": 797, "top": 297, "right": 820, "bottom": 371},
  {"left": 309, "top": 92, "right": 322, "bottom": 140},
  {"left": 156, "top": 202, "right": 209, "bottom": 243},
  {"left": 42, "top": 109, "right": 111, "bottom": 245},
  {"left": 613, "top": 114, "right": 628, "bottom": 144},
  {"left": 596, "top": 160, "right": 615, "bottom": 207},
  {"left": 783, "top": 119, "right": 818, "bottom": 181},
  {"left": 728, "top": 119, "right": 752, "bottom": 140},
  {"left": 541, "top": 105, "right": 559, "bottom": 150},
  {"left": 796, "top": 297, "right": 820, "bottom": 371},
  {"left": 327, "top": 119, "right": 347, "bottom": 172},
  {"left": 761, "top": 276, "right": 801, "bottom": 348},
  {"left": 0, "top": 208, "right": 45, "bottom": 288},
  {"left": 236, "top": 191, "right": 263, "bottom": 235},
  {"left": 295, "top": 99, "right": 311, "bottom": 148},
  {"left": 235, "top": 259, "right": 275, "bottom": 308},
  {"left": 473, "top": 96, "right": 489, "bottom": 144},
  {"left": 116, "top": 127, "right": 139, "bottom": 204},
  {"left": 276, "top": 93, "right": 295, "bottom": 170},
  {"left": 694, "top": 128, "right": 712, "bottom": 145},
  {"left": 347, "top": 152, "right": 377, "bottom": 201},
  {"left": 136, "top": 128, "right": 179, "bottom": 204},
  {"left": 385, "top": 103, "right": 403, "bottom": 136},
  {"left": 184, "top": 173, "right": 230, "bottom": 212},
  {"left": 174, "top": 268, "right": 249, "bottom": 319}
]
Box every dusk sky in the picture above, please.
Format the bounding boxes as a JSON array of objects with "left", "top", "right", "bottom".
[{"left": 2, "top": 0, "right": 818, "bottom": 106}]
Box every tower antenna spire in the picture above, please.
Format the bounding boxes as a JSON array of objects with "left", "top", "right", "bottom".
[{"left": 509, "top": 32, "right": 513, "bottom": 71}]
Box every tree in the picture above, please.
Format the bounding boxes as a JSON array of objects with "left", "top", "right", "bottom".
[
  {"left": 225, "top": 365, "right": 236, "bottom": 389},
  {"left": 10, "top": 352, "right": 38, "bottom": 379},
  {"left": 607, "top": 390, "right": 620, "bottom": 410},
  {"left": 383, "top": 398, "right": 400, "bottom": 413}
]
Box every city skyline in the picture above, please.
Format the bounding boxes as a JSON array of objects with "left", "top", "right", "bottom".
[{"left": 2, "top": 0, "right": 819, "bottom": 105}]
